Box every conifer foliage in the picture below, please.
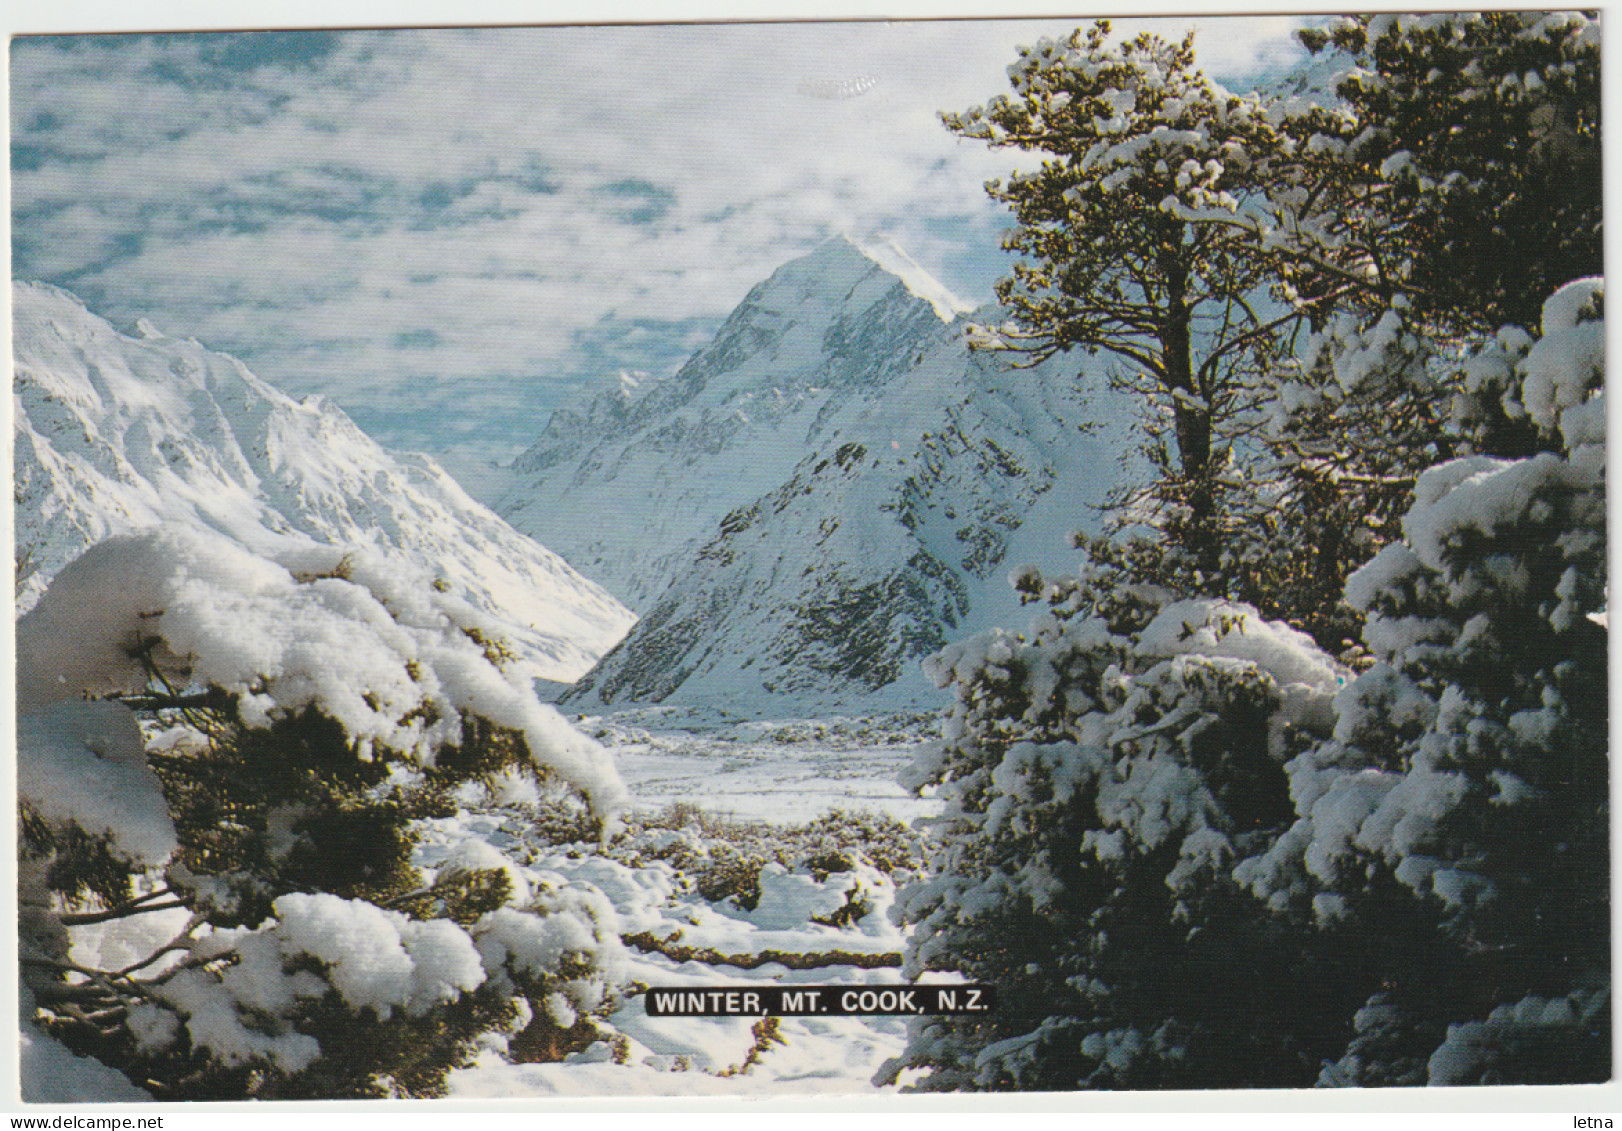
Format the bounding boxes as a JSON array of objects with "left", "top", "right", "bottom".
[
  {"left": 1277, "top": 280, "right": 1609, "bottom": 1086},
  {"left": 942, "top": 23, "right": 1298, "bottom": 572},
  {"left": 1283, "top": 12, "right": 1602, "bottom": 335},
  {"left": 18, "top": 529, "right": 628, "bottom": 1099},
  {"left": 877, "top": 586, "right": 1357, "bottom": 1089},
  {"left": 889, "top": 12, "right": 1606, "bottom": 1090}
]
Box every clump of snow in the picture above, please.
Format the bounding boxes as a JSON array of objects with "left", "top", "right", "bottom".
[
  {"left": 725, "top": 864, "right": 856, "bottom": 931},
  {"left": 20, "top": 1020, "right": 155, "bottom": 1102},
  {"left": 1140, "top": 598, "right": 1346, "bottom": 693},
  {"left": 473, "top": 885, "right": 626, "bottom": 1026},
  {"left": 437, "top": 839, "right": 533, "bottom": 907},
  {"left": 140, "top": 892, "right": 489, "bottom": 1070},
  {"left": 272, "top": 893, "right": 487, "bottom": 1019},
  {"left": 17, "top": 700, "right": 177, "bottom": 867},
  {"left": 1427, "top": 990, "right": 1605, "bottom": 1085},
  {"left": 17, "top": 526, "right": 626, "bottom": 817},
  {"left": 1519, "top": 277, "right": 1604, "bottom": 435}
]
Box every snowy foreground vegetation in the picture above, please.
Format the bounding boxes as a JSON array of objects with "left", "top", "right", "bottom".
[{"left": 18, "top": 11, "right": 1606, "bottom": 1098}]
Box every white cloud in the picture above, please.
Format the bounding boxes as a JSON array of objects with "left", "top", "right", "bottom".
[{"left": 11, "top": 16, "right": 1310, "bottom": 453}]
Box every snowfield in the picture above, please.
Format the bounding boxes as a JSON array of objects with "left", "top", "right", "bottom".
[
  {"left": 416, "top": 712, "right": 947, "bottom": 1097},
  {"left": 581, "top": 707, "right": 946, "bottom": 823}
]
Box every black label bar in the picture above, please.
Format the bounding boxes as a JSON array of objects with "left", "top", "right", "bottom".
[{"left": 643, "top": 984, "right": 995, "bottom": 1017}]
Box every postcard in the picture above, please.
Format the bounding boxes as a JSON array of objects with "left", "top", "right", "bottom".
[{"left": 10, "top": 4, "right": 1610, "bottom": 1112}]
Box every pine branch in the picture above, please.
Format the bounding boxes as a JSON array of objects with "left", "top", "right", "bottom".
[
  {"left": 115, "top": 913, "right": 207, "bottom": 978},
  {"left": 113, "top": 689, "right": 233, "bottom": 713},
  {"left": 60, "top": 897, "right": 187, "bottom": 927}
]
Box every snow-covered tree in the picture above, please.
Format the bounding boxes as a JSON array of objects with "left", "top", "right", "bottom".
[
  {"left": 942, "top": 22, "right": 1300, "bottom": 574},
  {"left": 18, "top": 529, "right": 629, "bottom": 1099},
  {"left": 894, "top": 10, "right": 1606, "bottom": 1089},
  {"left": 1196, "top": 10, "right": 1601, "bottom": 645},
  {"left": 1235, "top": 298, "right": 1462, "bottom": 653},
  {"left": 878, "top": 573, "right": 1357, "bottom": 1089},
  {"left": 887, "top": 275, "right": 1606, "bottom": 1090},
  {"left": 1236, "top": 279, "right": 1608, "bottom": 1086},
  {"left": 1270, "top": 12, "right": 1601, "bottom": 339}
]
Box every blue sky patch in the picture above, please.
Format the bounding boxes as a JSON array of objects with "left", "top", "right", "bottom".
[{"left": 595, "top": 179, "right": 678, "bottom": 226}]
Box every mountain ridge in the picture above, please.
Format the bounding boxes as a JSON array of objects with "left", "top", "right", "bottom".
[
  {"left": 498, "top": 235, "right": 987, "bottom": 611},
  {"left": 13, "top": 280, "right": 636, "bottom": 684},
  {"left": 496, "top": 239, "right": 1136, "bottom": 710}
]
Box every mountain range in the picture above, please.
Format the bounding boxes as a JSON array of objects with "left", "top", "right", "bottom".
[
  {"left": 12, "top": 280, "right": 635, "bottom": 685},
  {"left": 15, "top": 237, "right": 1135, "bottom": 711}
]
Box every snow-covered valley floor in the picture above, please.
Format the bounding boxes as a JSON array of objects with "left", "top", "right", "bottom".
[
  {"left": 438, "top": 709, "right": 946, "bottom": 1098},
  {"left": 585, "top": 707, "right": 945, "bottom": 823}
]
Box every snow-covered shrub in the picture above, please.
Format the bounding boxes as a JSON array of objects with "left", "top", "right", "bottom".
[
  {"left": 1235, "top": 279, "right": 1608, "bottom": 1085},
  {"left": 18, "top": 528, "right": 630, "bottom": 1099},
  {"left": 880, "top": 569, "right": 1356, "bottom": 1090},
  {"left": 619, "top": 805, "right": 923, "bottom": 916}
]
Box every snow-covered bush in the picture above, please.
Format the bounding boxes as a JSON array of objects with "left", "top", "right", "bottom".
[
  {"left": 879, "top": 572, "right": 1356, "bottom": 1090},
  {"left": 616, "top": 805, "right": 923, "bottom": 917},
  {"left": 18, "top": 528, "right": 630, "bottom": 1099},
  {"left": 1238, "top": 279, "right": 1608, "bottom": 1086},
  {"left": 889, "top": 278, "right": 1605, "bottom": 1091}
]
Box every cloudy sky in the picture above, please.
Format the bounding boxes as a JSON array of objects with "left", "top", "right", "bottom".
[{"left": 11, "top": 12, "right": 1313, "bottom": 470}]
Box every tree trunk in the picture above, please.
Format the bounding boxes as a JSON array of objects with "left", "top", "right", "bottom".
[{"left": 1162, "top": 261, "right": 1217, "bottom": 572}]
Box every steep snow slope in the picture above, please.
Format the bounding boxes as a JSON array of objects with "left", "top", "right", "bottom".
[
  {"left": 13, "top": 281, "right": 635, "bottom": 683},
  {"left": 498, "top": 237, "right": 1135, "bottom": 710},
  {"left": 498, "top": 236, "right": 995, "bottom": 610}
]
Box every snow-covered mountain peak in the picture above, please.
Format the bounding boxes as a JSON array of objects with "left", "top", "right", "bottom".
[
  {"left": 497, "top": 242, "right": 1136, "bottom": 706},
  {"left": 844, "top": 235, "right": 976, "bottom": 322},
  {"left": 507, "top": 235, "right": 969, "bottom": 499},
  {"left": 765, "top": 234, "right": 882, "bottom": 290},
  {"left": 751, "top": 234, "right": 972, "bottom": 324}
]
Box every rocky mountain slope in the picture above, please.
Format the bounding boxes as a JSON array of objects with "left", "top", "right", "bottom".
[
  {"left": 13, "top": 281, "right": 635, "bottom": 683},
  {"left": 497, "top": 237, "right": 1135, "bottom": 709}
]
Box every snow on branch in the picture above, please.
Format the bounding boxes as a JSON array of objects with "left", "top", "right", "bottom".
[{"left": 17, "top": 526, "right": 627, "bottom": 818}]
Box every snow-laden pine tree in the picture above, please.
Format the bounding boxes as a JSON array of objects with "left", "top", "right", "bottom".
[
  {"left": 1237, "top": 279, "right": 1607, "bottom": 1085},
  {"left": 877, "top": 578, "right": 1357, "bottom": 1089},
  {"left": 19, "top": 529, "right": 628, "bottom": 1099},
  {"left": 940, "top": 22, "right": 1300, "bottom": 577},
  {"left": 1182, "top": 11, "right": 1601, "bottom": 649},
  {"left": 887, "top": 13, "right": 1606, "bottom": 1091},
  {"left": 1139, "top": 12, "right": 1602, "bottom": 653},
  {"left": 1282, "top": 12, "right": 1601, "bottom": 336}
]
